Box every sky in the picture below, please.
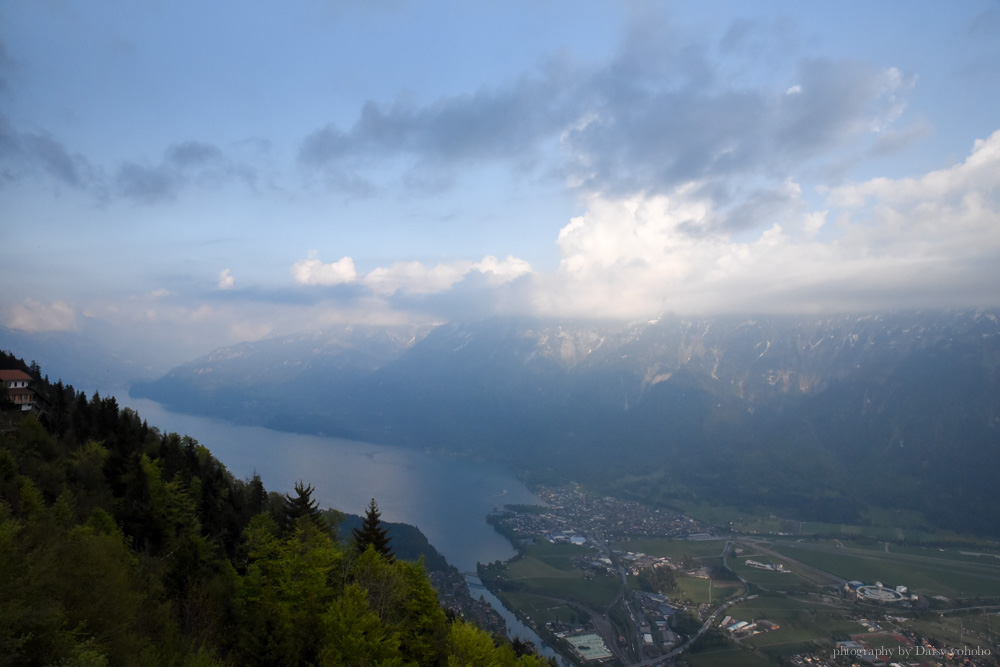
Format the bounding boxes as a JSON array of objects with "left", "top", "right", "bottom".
[{"left": 2, "top": 0, "right": 1000, "bottom": 368}]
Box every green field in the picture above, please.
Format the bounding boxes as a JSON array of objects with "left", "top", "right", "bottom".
[
  {"left": 614, "top": 537, "right": 726, "bottom": 561},
  {"left": 908, "top": 614, "right": 1000, "bottom": 653},
  {"left": 728, "top": 551, "right": 829, "bottom": 592},
  {"left": 495, "top": 542, "right": 622, "bottom": 610},
  {"left": 674, "top": 575, "right": 744, "bottom": 604},
  {"left": 767, "top": 541, "right": 1000, "bottom": 598},
  {"left": 727, "top": 595, "right": 858, "bottom": 653},
  {"left": 493, "top": 591, "right": 579, "bottom": 627},
  {"left": 673, "top": 498, "right": 992, "bottom": 546},
  {"left": 805, "top": 538, "right": 1000, "bottom": 565},
  {"left": 685, "top": 645, "right": 773, "bottom": 667}
]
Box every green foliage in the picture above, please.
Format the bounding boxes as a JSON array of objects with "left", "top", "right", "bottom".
[
  {"left": 638, "top": 565, "right": 678, "bottom": 594},
  {"left": 446, "top": 621, "right": 551, "bottom": 666},
  {"left": 672, "top": 610, "right": 702, "bottom": 636},
  {"left": 353, "top": 497, "right": 394, "bottom": 560},
  {"left": 281, "top": 480, "right": 327, "bottom": 533},
  {"left": 321, "top": 584, "right": 404, "bottom": 666},
  {"left": 0, "top": 353, "right": 557, "bottom": 666}
]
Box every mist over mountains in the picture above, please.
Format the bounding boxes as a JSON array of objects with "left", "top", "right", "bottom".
[{"left": 131, "top": 310, "right": 1000, "bottom": 537}]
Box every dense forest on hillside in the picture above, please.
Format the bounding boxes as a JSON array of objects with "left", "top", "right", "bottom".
[{"left": 0, "top": 351, "right": 553, "bottom": 666}]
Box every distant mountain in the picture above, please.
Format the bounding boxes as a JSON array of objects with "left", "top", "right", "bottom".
[
  {"left": 132, "top": 311, "right": 1000, "bottom": 536},
  {"left": 132, "top": 323, "right": 434, "bottom": 437}
]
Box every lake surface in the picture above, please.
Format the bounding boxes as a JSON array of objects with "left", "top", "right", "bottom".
[{"left": 123, "top": 397, "right": 539, "bottom": 574}]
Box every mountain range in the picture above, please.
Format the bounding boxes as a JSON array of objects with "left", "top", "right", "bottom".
[{"left": 131, "top": 310, "right": 1000, "bottom": 537}]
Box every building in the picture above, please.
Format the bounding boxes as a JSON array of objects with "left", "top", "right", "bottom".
[
  {"left": 564, "top": 633, "right": 613, "bottom": 663},
  {"left": 0, "top": 370, "right": 39, "bottom": 413}
]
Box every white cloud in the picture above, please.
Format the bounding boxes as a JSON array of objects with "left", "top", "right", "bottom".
[
  {"left": 218, "top": 268, "right": 235, "bottom": 290},
  {"left": 785, "top": 84, "right": 802, "bottom": 95},
  {"left": 361, "top": 255, "right": 532, "bottom": 295},
  {"left": 6, "top": 299, "right": 79, "bottom": 332},
  {"left": 291, "top": 251, "right": 358, "bottom": 286},
  {"left": 363, "top": 260, "right": 473, "bottom": 295},
  {"left": 471, "top": 255, "right": 532, "bottom": 284},
  {"left": 292, "top": 252, "right": 531, "bottom": 296},
  {"left": 830, "top": 129, "right": 1000, "bottom": 208},
  {"left": 532, "top": 130, "right": 1000, "bottom": 317}
]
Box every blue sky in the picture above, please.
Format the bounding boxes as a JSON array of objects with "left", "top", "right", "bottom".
[{"left": 2, "top": 1, "right": 999, "bottom": 367}]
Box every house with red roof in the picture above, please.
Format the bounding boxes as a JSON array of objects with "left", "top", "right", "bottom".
[{"left": 0, "top": 369, "right": 39, "bottom": 413}]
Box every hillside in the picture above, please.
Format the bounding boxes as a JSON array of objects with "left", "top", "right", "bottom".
[
  {"left": 132, "top": 311, "right": 1000, "bottom": 536},
  {"left": 0, "top": 351, "right": 553, "bottom": 666}
]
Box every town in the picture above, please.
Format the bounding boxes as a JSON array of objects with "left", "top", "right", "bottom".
[{"left": 479, "top": 485, "right": 1000, "bottom": 666}]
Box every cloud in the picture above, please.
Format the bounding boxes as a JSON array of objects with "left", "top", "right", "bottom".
[
  {"left": 533, "top": 130, "right": 1000, "bottom": 318},
  {"left": 0, "top": 114, "right": 253, "bottom": 205},
  {"left": 167, "top": 141, "right": 225, "bottom": 168},
  {"left": 117, "top": 161, "right": 178, "bottom": 204},
  {"left": 296, "top": 11, "right": 916, "bottom": 241},
  {"left": 217, "top": 269, "right": 235, "bottom": 290},
  {"left": 291, "top": 252, "right": 359, "bottom": 286},
  {"left": 0, "top": 116, "right": 100, "bottom": 190},
  {"left": 6, "top": 300, "right": 79, "bottom": 332},
  {"left": 363, "top": 260, "right": 471, "bottom": 295},
  {"left": 564, "top": 58, "right": 913, "bottom": 197},
  {"left": 828, "top": 130, "right": 1000, "bottom": 254},
  {"left": 472, "top": 255, "right": 532, "bottom": 285},
  {"left": 289, "top": 122, "right": 1000, "bottom": 319},
  {"left": 292, "top": 252, "right": 531, "bottom": 297},
  {"left": 116, "top": 140, "right": 248, "bottom": 204},
  {"left": 299, "top": 65, "right": 577, "bottom": 171}
]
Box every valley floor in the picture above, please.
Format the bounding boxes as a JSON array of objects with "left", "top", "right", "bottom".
[{"left": 480, "top": 485, "right": 1000, "bottom": 666}]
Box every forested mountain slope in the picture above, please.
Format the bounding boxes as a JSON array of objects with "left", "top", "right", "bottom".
[{"left": 0, "top": 351, "right": 552, "bottom": 666}]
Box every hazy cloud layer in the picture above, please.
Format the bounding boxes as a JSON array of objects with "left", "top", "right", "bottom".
[
  {"left": 0, "top": 116, "right": 100, "bottom": 191},
  {"left": 537, "top": 131, "right": 1000, "bottom": 317},
  {"left": 292, "top": 253, "right": 531, "bottom": 296},
  {"left": 7, "top": 300, "right": 79, "bottom": 332},
  {"left": 298, "top": 19, "right": 913, "bottom": 226},
  {"left": 3, "top": 2, "right": 999, "bottom": 363},
  {"left": 117, "top": 141, "right": 253, "bottom": 205},
  {"left": 291, "top": 130, "right": 1000, "bottom": 318}
]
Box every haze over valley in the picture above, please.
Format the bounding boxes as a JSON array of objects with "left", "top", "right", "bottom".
[
  {"left": 130, "top": 310, "right": 1000, "bottom": 537},
  {"left": 3, "top": 2, "right": 1000, "bottom": 664}
]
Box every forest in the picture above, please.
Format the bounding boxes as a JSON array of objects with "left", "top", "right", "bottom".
[{"left": 0, "top": 351, "right": 553, "bottom": 666}]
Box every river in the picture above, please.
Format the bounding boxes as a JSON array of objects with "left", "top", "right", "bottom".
[{"left": 119, "top": 397, "right": 565, "bottom": 662}]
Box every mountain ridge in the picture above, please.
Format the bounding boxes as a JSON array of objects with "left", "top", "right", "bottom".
[{"left": 131, "top": 310, "right": 1000, "bottom": 536}]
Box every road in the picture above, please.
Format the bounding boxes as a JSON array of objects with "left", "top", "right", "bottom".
[{"left": 626, "top": 593, "right": 759, "bottom": 667}]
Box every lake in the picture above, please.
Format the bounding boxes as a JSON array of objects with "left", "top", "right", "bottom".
[
  {"left": 119, "top": 397, "right": 566, "bottom": 662},
  {"left": 123, "top": 397, "right": 538, "bottom": 573}
]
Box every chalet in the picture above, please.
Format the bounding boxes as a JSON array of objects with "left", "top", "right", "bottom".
[{"left": 1, "top": 370, "right": 39, "bottom": 413}]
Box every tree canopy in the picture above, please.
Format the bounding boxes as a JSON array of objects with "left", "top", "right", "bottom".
[
  {"left": 0, "top": 351, "right": 553, "bottom": 666},
  {"left": 353, "top": 497, "right": 393, "bottom": 560}
]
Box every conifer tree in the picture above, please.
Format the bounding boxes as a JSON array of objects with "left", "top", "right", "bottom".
[
  {"left": 248, "top": 473, "right": 267, "bottom": 516},
  {"left": 282, "top": 480, "right": 327, "bottom": 531},
  {"left": 352, "top": 498, "right": 393, "bottom": 560}
]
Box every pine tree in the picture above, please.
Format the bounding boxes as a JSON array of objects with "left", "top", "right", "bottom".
[
  {"left": 352, "top": 498, "right": 393, "bottom": 560},
  {"left": 282, "top": 480, "right": 327, "bottom": 532},
  {"left": 248, "top": 473, "right": 267, "bottom": 516}
]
